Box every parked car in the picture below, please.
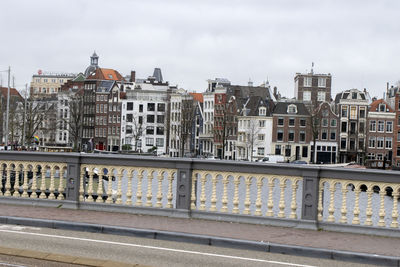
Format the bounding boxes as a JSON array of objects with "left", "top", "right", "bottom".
[
  {"left": 258, "top": 155, "right": 285, "bottom": 163},
  {"left": 291, "top": 160, "right": 308, "bottom": 164}
]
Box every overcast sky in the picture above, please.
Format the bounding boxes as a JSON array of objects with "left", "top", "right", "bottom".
[{"left": 1, "top": 0, "right": 399, "bottom": 99}]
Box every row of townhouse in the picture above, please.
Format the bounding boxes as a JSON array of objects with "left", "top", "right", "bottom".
[{"left": 20, "top": 52, "right": 400, "bottom": 167}]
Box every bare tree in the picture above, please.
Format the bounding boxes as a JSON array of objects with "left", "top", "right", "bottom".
[
  {"left": 309, "top": 111, "right": 321, "bottom": 164},
  {"left": 131, "top": 116, "right": 146, "bottom": 152},
  {"left": 246, "top": 119, "right": 261, "bottom": 162},
  {"left": 59, "top": 95, "right": 83, "bottom": 151},
  {"left": 179, "top": 98, "right": 196, "bottom": 157}
]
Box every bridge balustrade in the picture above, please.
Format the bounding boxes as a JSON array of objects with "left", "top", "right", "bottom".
[{"left": 0, "top": 151, "right": 399, "bottom": 237}]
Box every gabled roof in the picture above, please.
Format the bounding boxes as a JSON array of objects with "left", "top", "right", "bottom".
[
  {"left": 0, "top": 87, "right": 23, "bottom": 100},
  {"left": 189, "top": 93, "right": 203, "bottom": 103},
  {"left": 88, "top": 68, "right": 124, "bottom": 81},
  {"left": 369, "top": 99, "right": 394, "bottom": 112},
  {"left": 97, "top": 80, "right": 115, "bottom": 92},
  {"left": 73, "top": 73, "right": 86, "bottom": 82}
]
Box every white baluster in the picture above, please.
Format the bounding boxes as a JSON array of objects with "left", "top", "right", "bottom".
[
  {"left": 31, "top": 165, "right": 38, "bottom": 198},
  {"left": 317, "top": 181, "right": 324, "bottom": 221},
  {"left": 146, "top": 170, "right": 154, "bottom": 207},
  {"left": 352, "top": 186, "right": 360, "bottom": 225},
  {"left": 378, "top": 187, "right": 386, "bottom": 227},
  {"left": 278, "top": 178, "right": 286, "bottom": 218},
  {"left": 115, "top": 169, "right": 123, "bottom": 205},
  {"left": 96, "top": 168, "right": 104, "bottom": 203},
  {"left": 4, "top": 164, "right": 12, "bottom": 197},
  {"left": 365, "top": 186, "right": 373, "bottom": 226},
  {"left": 156, "top": 170, "right": 164, "bottom": 208},
  {"left": 48, "top": 165, "right": 56, "bottom": 200},
  {"left": 190, "top": 173, "right": 197, "bottom": 210},
  {"left": 22, "top": 167, "right": 29, "bottom": 198},
  {"left": 254, "top": 177, "right": 263, "bottom": 216},
  {"left": 79, "top": 167, "right": 85, "bottom": 202},
  {"left": 327, "top": 182, "right": 336, "bottom": 222},
  {"left": 266, "top": 177, "right": 274, "bottom": 217},
  {"left": 232, "top": 176, "right": 240, "bottom": 214},
  {"left": 340, "top": 183, "right": 348, "bottom": 224},
  {"left": 57, "top": 167, "right": 66, "bottom": 200},
  {"left": 391, "top": 190, "right": 399, "bottom": 228},
  {"left": 167, "top": 172, "right": 175, "bottom": 209},
  {"left": 135, "top": 169, "right": 144, "bottom": 206},
  {"left": 220, "top": 174, "right": 229, "bottom": 213},
  {"left": 210, "top": 173, "right": 218, "bottom": 212},
  {"left": 106, "top": 168, "right": 114, "bottom": 204},
  {"left": 87, "top": 168, "right": 94, "bottom": 202},
  {"left": 243, "top": 176, "right": 252, "bottom": 215},
  {"left": 199, "top": 173, "right": 207, "bottom": 211},
  {"left": 126, "top": 169, "right": 133, "bottom": 206},
  {"left": 290, "top": 179, "right": 299, "bottom": 219},
  {"left": 39, "top": 166, "right": 47, "bottom": 199}
]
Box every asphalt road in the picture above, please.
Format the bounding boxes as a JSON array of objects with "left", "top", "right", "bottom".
[{"left": 0, "top": 224, "right": 380, "bottom": 267}]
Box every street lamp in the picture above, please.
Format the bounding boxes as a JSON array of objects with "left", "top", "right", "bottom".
[{"left": 0, "top": 67, "right": 11, "bottom": 147}]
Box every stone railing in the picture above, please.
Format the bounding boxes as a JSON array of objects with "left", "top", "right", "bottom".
[{"left": 0, "top": 151, "right": 399, "bottom": 237}]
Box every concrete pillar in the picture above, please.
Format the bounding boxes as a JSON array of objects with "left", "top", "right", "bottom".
[
  {"left": 301, "top": 169, "right": 320, "bottom": 221},
  {"left": 175, "top": 161, "right": 193, "bottom": 210},
  {"left": 65, "top": 156, "right": 81, "bottom": 202}
]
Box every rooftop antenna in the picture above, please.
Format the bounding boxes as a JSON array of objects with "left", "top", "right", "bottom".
[{"left": 311, "top": 62, "right": 314, "bottom": 75}]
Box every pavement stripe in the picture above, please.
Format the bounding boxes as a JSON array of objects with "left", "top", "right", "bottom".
[{"left": 0, "top": 229, "right": 316, "bottom": 267}]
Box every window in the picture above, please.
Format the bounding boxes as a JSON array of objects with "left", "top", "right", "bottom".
[
  {"left": 330, "top": 131, "right": 336, "bottom": 140},
  {"left": 318, "top": 77, "right": 326, "bottom": 87},
  {"left": 258, "top": 134, "right": 265, "bottom": 141},
  {"left": 341, "top": 106, "right": 348, "bottom": 117},
  {"left": 157, "top": 103, "right": 165, "bottom": 112},
  {"left": 377, "top": 137, "right": 384, "bottom": 148},
  {"left": 341, "top": 121, "right": 347, "bottom": 133},
  {"left": 350, "top": 122, "right": 356, "bottom": 134},
  {"left": 278, "top": 118, "right": 284, "bottom": 126},
  {"left": 146, "top": 126, "right": 154, "bottom": 135},
  {"left": 257, "top": 147, "right": 265, "bottom": 156},
  {"left": 352, "top": 92, "right": 357, "bottom": 99},
  {"left": 139, "top": 116, "right": 143, "bottom": 124},
  {"left": 289, "top": 118, "right": 295, "bottom": 126},
  {"left": 139, "top": 104, "right": 143, "bottom": 112},
  {"left": 299, "top": 131, "right": 305, "bottom": 142},
  {"left": 321, "top": 130, "right": 327, "bottom": 140},
  {"left": 369, "top": 120, "right": 376, "bottom": 132},
  {"left": 317, "top": 91, "right": 325, "bottom": 101},
  {"left": 147, "top": 115, "right": 155, "bottom": 123},
  {"left": 303, "top": 77, "right": 312, "bottom": 87},
  {"left": 340, "top": 138, "right": 347, "bottom": 149},
  {"left": 369, "top": 137, "right": 376, "bottom": 148},
  {"left": 359, "top": 139, "right": 364, "bottom": 150},
  {"left": 378, "top": 121, "right": 384, "bottom": 132},
  {"left": 285, "top": 145, "right": 291, "bottom": 157},
  {"left": 275, "top": 145, "right": 281, "bottom": 155},
  {"left": 146, "top": 138, "right": 154, "bottom": 146},
  {"left": 302, "top": 146, "right": 308, "bottom": 158},
  {"left": 127, "top": 102, "right": 133, "bottom": 110},
  {"left": 259, "top": 107, "right": 266, "bottom": 115},
  {"left": 349, "top": 138, "right": 356, "bottom": 150},
  {"left": 359, "top": 122, "right": 365, "bottom": 132},
  {"left": 287, "top": 104, "right": 297, "bottom": 114},
  {"left": 359, "top": 107, "right": 366, "bottom": 118},
  {"left": 350, "top": 106, "right": 357, "bottom": 119},
  {"left": 156, "top": 127, "right": 164, "bottom": 135},
  {"left": 147, "top": 103, "right": 155, "bottom": 111},
  {"left": 331, "top": 119, "right": 337, "bottom": 127},
  {"left": 300, "top": 119, "right": 306, "bottom": 127},
  {"left": 387, "top": 121, "right": 393, "bottom": 132},
  {"left": 156, "top": 138, "right": 164, "bottom": 147},
  {"left": 288, "top": 130, "right": 294, "bottom": 142},
  {"left": 277, "top": 130, "right": 283, "bottom": 141},
  {"left": 322, "top": 118, "right": 328, "bottom": 127},
  {"left": 367, "top": 153, "right": 375, "bottom": 160},
  {"left": 259, "top": 120, "right": 265, "bottom": 127},
  {"left": 386, "top": 137, "right": 393, "bottom": 149},
  {"left": 303, "top": 91, "right": 311, "bottom": 101},
  {"left": 379, "top": 104, "right": 386, "bottom": 112},
  {"left": 157, "top": 115, "right": 165, "bottom": 123}
]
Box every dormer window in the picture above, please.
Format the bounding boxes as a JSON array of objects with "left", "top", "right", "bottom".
[
  {"left": 287, "top": 104, "right": 297, "bottom": 114},
  {"left": 259, "top": 107, "right": 266, "bottom": 116},
  {"left": 379, "top": 104, "right": 386, "bottom": 112},
  {"left": 108, "top": 74, "right": 113, "bottom": 79}
]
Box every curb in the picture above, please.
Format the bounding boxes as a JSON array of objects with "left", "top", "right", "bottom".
[{"left": 1, "top": 216, "right": 399, "bottom": 267}]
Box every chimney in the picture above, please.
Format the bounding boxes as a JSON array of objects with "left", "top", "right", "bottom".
[
  {"left": 274, "top": 86, "right": 277, "bottom": 96},
  {"left": 130, "top": 71, "right": 136, "bottom": 82}
]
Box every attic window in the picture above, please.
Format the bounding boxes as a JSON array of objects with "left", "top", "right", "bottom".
[
  {"left": 287, "top": 104, "right": 297, "bottom": 114},
  {"left": 259, "top": 107, "right": 266, "bottom": 116},
  {"left": 379, "top": 104, "right": 386, "bottom": 112},
  {"left": 108, "top": 74, "right": 113, "bottom": 79}
]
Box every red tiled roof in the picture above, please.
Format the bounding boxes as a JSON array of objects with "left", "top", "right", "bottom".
[
  {"left": 88, "top": 68, "right": 125, "bottom": 81},
  {"left": 0, "top": 87, "right": 23, "bottom": 100},
  {"left": 190, "top": 93, "right": 203, "bottom": 103},
  {"left": 369, "top": 99, "right": 394, "bottom": 112}
]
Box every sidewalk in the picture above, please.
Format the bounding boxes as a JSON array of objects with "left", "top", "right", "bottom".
[{"left": 0, "top": 203, "right": 399, "bottom": 260}]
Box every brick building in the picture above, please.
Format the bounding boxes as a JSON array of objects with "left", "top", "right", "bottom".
[{"left": 294, "top": 71, "right": 332, "bottom": 109}]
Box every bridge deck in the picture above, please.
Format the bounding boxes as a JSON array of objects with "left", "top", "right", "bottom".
[{"left": 0, "top": 203, "right": 399, "bottom": 258}]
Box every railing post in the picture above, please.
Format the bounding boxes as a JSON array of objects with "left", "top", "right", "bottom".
[
  {"left": 301, "top": 168, "right": 320, "bottom": 223},
  {"left": 65, "top": 155, "right": 81, "bottom": 204},
  {"left": 175, "top": 160, "right": 193, "bottom": 210}
]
